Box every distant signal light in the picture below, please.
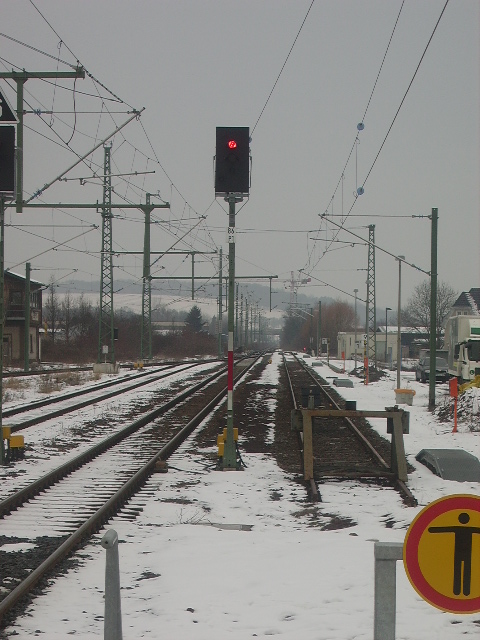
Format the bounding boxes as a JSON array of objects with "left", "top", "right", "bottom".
[{"left": 215, "top": 126, "right": 250, "bottom": 196}]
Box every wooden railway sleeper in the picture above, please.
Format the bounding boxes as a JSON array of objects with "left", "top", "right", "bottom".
[{"left": 291, "top": 406, "right": 409, "bottom": 483}]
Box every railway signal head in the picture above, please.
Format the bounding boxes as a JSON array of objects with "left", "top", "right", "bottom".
[
  {"left": 0, "top": 126, "right": 15, "bottom": 195},
  {"left": 215, "top": 126, "right": 249, "bottom": 197}
]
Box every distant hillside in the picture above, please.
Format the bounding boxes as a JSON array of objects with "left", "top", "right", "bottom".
[{"left": 56, "top": 279, "right": 339, "bottom": 316}]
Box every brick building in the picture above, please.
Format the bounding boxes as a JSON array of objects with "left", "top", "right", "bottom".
[{"left": 4, "top": 271, "right": 43, "bottom": 365}]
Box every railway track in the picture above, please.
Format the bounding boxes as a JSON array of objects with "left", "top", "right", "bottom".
[
  {"left": 2, "top": 359, "right": 185, "bottom": 378},
  {"left": 0, "top": 355, "right": 261, "bottom": 625},
  {"left": 0, "top": 351, "right": 417, "bottom": 631},
  {"left": 283, "top": 353, "right": 415, "bottom": 504},
  {"left": 2, "top": 361, "right": 218, "bottom": 430}
]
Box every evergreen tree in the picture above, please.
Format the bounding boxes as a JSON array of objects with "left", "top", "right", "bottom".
[{"left": 185, "top": 305, "right": 203, "bottom": 332}]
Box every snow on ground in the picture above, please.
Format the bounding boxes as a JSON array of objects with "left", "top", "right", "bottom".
[
  {"left": 3, "top": 352, "right": 480, "bottom": 639},
  {"left": 0, "top": 362, "right": 221, "bottom": 502}
]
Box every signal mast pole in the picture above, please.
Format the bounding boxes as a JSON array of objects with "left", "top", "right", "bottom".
[
  {"left": 215, "top": 126, "right": 249, "bottom": 470},
  {"left": 223, "top": 195, "right": 242, "bottom": 468}
]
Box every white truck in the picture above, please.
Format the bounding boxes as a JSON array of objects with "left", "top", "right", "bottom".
[{"left": 444, "top": 315, "right": 480, "bottom": 382}]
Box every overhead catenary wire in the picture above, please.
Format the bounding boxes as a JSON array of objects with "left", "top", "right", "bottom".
[
  {"left": 4, "top": 3, "right": 449, "bottom": 310},
  {"left": 2, "top": 26, "right": 219, "bottom": 263},
  {"left": 360, "top": 0, "right": 405, "bottom": 123},
  {"left": 28, "top": 0, "right": 134, "bottom": 108},
  {"left": 3, "top": 21, "right": 178, "bottom": 209},
  {"left": 251, "top": 0, "right": 315, "bottom": 136},
  {"left": 7, "top": 226, "right": 98, "bottom": 272},
  {"left": 304, "top": 0, "right": 450, "bottom": 279},
  {"left": 360, "top": 0, "right": 450, "bottom": 191},
  {"left": 318, "top": 214, "right": 430, "bottom": 277},
  {"left": 303, "top": 0, "right": 406, "bottom": 273},
  {"left": 0, "top": 55, "right": 123, "bottom": 104}
]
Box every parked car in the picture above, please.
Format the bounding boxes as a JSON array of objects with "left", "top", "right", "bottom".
[{"left": 415, "top": 356, "right": 450, "bottom": 383}]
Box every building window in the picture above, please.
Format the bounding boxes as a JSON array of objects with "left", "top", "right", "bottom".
[
  {"left": 30, "top": 290, "right": 40, "bottom": 309},
  {"left": 10, "top": 290, "right": 22, "bottom": 305},
  {"left": 30, "top": 334, "right": 34, "bottom": 354}
]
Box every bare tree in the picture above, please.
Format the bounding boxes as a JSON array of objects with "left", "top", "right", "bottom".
[
  {"left": 43, "top": 277, "right": 60, "bottom": 343},
  {"left": 321, "top": 301, "right": 356, "bottom": 354},
  {"left": 281, "top": 300, "right": 356, "bottom": 354},
  {"left": 62, "top": 291, "right": 73, "bottom": 345},
  {"left": 403, "top": 280, "right": 457, "bottom": 347},
  {"left": 72, "top": 293, "right": 96, "bottom": 339},
  {"left": 281, "top": 313, "right": 304, "bottom": 350}
]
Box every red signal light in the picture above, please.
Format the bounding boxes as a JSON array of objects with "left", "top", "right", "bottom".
[{"left": 228, "top": 140, "right": 237, "bottom": 149}]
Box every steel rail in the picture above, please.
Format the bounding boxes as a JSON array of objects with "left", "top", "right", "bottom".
[
  {"left": 295, "top": 355, "right": 390, "bottom": 468},
  {"left": 0, "top": 355, "right": 259, "bottom": 622},
  {"left": 0, "top": 364, "right": 226, "bottom": 517},
  {"left": 4, "top": 366, "right": 92, "bottom": 378},
  {"left": 6, "top": 362, "right": 208, "bottom": 431},
  {"left": 296, "top": 355, "right": 416, "bottom": 504},
  {"left": 282, "top": 354, "right": 319, "bottom": 501},
  {"left": 2, "top": 364, "right": 174, "bottom": 418}
]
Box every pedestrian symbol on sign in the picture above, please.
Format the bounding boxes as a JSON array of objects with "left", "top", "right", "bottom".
[{"left": 428, "top": 512, "right": 480, "bottom": 596}]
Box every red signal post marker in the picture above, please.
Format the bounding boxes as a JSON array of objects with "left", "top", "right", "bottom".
[{"left": 449, "top": 377, "right": 458, "bottom": 433}]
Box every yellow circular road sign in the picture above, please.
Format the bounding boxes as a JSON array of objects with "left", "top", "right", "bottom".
[{"left": 404, "top": 494, "right": 480, "bottom": 613}]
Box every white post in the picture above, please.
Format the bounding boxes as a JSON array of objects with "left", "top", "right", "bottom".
[
  {"left": 396, "top": 257, "right": 405, "bottom": 389},
  {"left": 354, "top": 288, "right": 358, "bottom": 369},
  {"left": 101, "top": 529, "right": 123, "bottom": 640},
  {"left": 374, "top": 542, "right": 403, "bottom": 640}
]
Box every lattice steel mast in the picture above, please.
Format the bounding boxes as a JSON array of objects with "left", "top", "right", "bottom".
[
  {"left": 366, "top": 224, "right": 376, "bottom": 370},
  {"left": 98, "top": 144, "right": 115, "bottom": 364},
  {"left": 141, "top": 194, "right": 153, "bottom": 360}
]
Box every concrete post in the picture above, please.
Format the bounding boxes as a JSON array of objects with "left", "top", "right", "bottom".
[
  {"left": 101, "top": 529, "right": 123, "bottom": 640},
  {"left": 428, "top": 208, "right": 438, "bottom": 410},
  {"left": 374, "top": 542, "right": 403, "bottom": 640},
  {"left": 0, "top": 198, "right": 5, "bottom": 465}
]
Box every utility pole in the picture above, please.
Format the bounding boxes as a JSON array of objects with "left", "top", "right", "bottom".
[
  {"left": 224, "top": 196, "right": 242, "bottom": 468},
  {"left": 98, "top": 144, "right": 115, "bottom": 366},
  {"left": 354, "top": 289, "right": 358, "bottom": 369},
  {"left": 250, "top": 304, "right": 254, "bottom": 346},
  {"left": 317, "top": 300, "right": 321, "bottom": 357},
  {"left": 0, "top": 68, "right": 85, "bottom": 213},
  {"left": 428, "top": 208, "right": 438, "bottom": 410},
  {"left": 141, "top": 194, "right": 154, "bottom": 361},
  {"left": 235, "top": 283, "right": 239, "bottom": 348},
  {"left": 310, "top": 307, "right": 313, "bottom": 355},
  {"left": 245, "top": 298, "right": 249, "bottom": 350},
  {"left": 385, "top": 307, "right": 391, "bottom": 367},
  {"left": 0, "top": 69, "right": 83, "bottom": 464},
  {"left": 0, "top": 197, "right": 5, "bottom": 464},
  {"left": 396, "top": 256, "right": 405, "bottom": 389},
  {"left": 214, "top": 125, "right": 249, "bottom": 470},
  {"left": 366, "top": 224, "right": 377, "bottom": 375},
  {"left": 24, "top": 262, "right": 31, "bottom": 372},
  {"left": 239, "top": 293, "right": 244, "bottom": 350},
  {"left": 218, "top": 248, "right": 223, "bottom": 359},
  {"left": 287, "top": 270, "right": 311, "bottom": 315}
]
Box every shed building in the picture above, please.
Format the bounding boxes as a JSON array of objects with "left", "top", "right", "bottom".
[{"left": 4, "top": 271, "right": 43, "bottom": 365}]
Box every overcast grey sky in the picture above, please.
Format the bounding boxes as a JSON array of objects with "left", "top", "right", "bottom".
[{"left": 1, "top": 0, "right": 479, "bottom": 311}]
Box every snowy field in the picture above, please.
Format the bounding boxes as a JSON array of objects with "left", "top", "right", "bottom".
[
  {"left": 2, "top": 352, "right": 480, "bottom": 639},
  {"left": 56, "top": 291, "right": 285, "bottom": 322}
]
